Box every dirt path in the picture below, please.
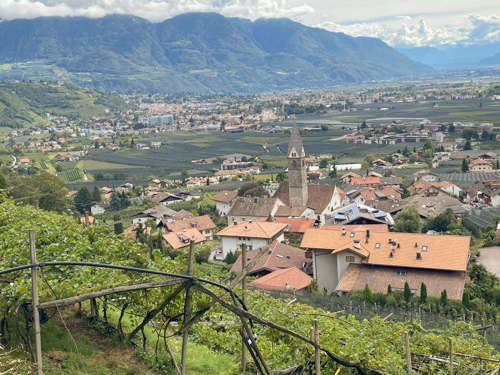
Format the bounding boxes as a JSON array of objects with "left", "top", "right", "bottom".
[{"left": 477, "top": 246, "right": 500, "bottom": 277}]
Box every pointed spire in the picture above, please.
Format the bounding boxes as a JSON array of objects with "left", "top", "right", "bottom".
[{"left": 288, "top": 120, "right": 304, "bottom": 156}]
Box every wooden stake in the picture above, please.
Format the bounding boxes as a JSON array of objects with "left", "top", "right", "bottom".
[
  {"left": 242, "top": 243, "right": 247, "bottom": 373},
  {"left": 314, "top": 319, "right": 320, "bottom": 375},
  {"left": 30, "top": 230, "right": 43, "bottom": 375},
  {"left": 181, "top": 239, "right": 195, "bottom": 375},
  {"left": 404, "top": 331, "right": 411, "bottom": 375},
  {"left": 449, "top": 337, "right": 453, "bottom": 375},
  {"left": 85, "top": 211, "right": 89, "bottom": 227}
]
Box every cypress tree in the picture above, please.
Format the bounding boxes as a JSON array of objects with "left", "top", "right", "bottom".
[
  {"left": 497, "top": 159, "right": 499, "bottom": 170},
  {"left": 157, "top": 231, "right": 164, "bottom": 253},
  {"left": 404, "top": 282, "right": 411, "bottom": 302},
  {"left": 461, "top": 158, "right": 469, "bottom": 173},
  {"left": 363, "top": 284, "right": 374, "bottom": 303},
  {"left": 420, "top": 282, "right": 427, "bottom": 304},
  {"left": 387, "top": 284, "right": 392, "bottom": 294},
  {"left": 113, "top": 214, "right": 123, "bottom": 235},
  {"left": 462, "top": 290, "right": 471, "bottom": 310},
  {"left": 441, "top": 290, "right": 448, "bottom": 306}
]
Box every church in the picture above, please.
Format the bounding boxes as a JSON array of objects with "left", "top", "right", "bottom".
[{"left": 273, "top": 121, "right": 341, "bottom": 225}]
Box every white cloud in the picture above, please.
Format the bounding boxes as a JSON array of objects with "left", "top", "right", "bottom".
[
  {"left": 0, "top": 0, "right": 314, "bottom": 22},
  {"left": 315, "top": 14, "right": 500, "bottom": 48}
]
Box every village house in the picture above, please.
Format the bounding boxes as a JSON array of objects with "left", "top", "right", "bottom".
[
  {"left": 265, "top": 216, "right": 315, "bottom": 239},
  {"left": 229, "top": 242, "right": 308, "bottom": 277},
  {"left": 162, "top": 228, "right": 206, "bottom": 250},
  {"left": 413, "top": 170, "right": 438, "bottom": 182},
  {"left": 248, "top": 267, "right": 313, "bottom": 295},
  {"left": 227, "top": 196, "right": 284, "bottom": 223},
  {"left": 217, "top": 220, "right": 288, "bottom": 258},
  {"left": 466, "top": 176, "right": 500, "bottom": 207},
  {"left": 158, "top": 214, "right": 216, "bottom": 240},
  {"left": 341, "top": 172, "right": 360, "bottom": 184},
  {"left": 350, "top": 176, "right": 381, "bottom": 188},
  {"left": 469, "top": 159, "right": 493, "bottom": 172},
  {"left": 131, "top": 205, "right": 177, "bottom": 225},
  {"left": 324, "top": 203, "right": 394, "bottom": 226},
  {"left": 301, "top": 227, "right": 470, "bottom": 299},
  {"left": 211, "top": 190, "right": 238, "bottom": 216}
]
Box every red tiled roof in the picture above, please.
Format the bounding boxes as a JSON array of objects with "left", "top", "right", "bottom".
[
  {"left": 351, "top": 176, "right": 381, "bottom": 185},
  {"left": 249, "top": 267, "right": 312, "bottom": 292},
  {"left": 265, "top": 217, "right": 315, "bottom": 233},
  {"left": 162, "top": 228, "right": 206, "bottom": 249},
  {"left": 217, "top": 221, "right": 287, "bottom": 238},
  {"left": 321, "top": 224, "right": 389, "bottom": 232},
  {"left": 230, "top": 242, "right": 307, "bottom": 275}
]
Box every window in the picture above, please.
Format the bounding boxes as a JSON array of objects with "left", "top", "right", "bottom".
[
  {"left": 375, "top": 243, "right": 380, "bottom": 248},
  {"left": 238, "top": 237, "right": 241, "bottom": 240},
  {"left": 395, "top": 270, "right": 407, "bottom": 276},
  {"left": 292, "top": 152, "right": 296, "bottom": 157},
  {"left": 242, "top": 217, "right": 245, "bottom": 221},
  {"left": 346, "top": 256, "right": 355, "bottom": 262},
  {"left": 350, "top": 232, "right": 355, "bottom": 237},
  {"left": 422, "top": 246, "right": 427, "bottom": 251},
  {"left": 248, "top": 246, "right": 253, "bottom": 251}
]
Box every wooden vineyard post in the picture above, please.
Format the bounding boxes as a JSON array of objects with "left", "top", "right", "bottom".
[
  {"left": 30, "top": 230, "right": 43, "bottom": 375},
  {"left": 404, "top": 331, "right": 411, "bottom": 374},
  {"left": 85, "top": 211, "right": 90, "bottom": 227},
  {"left": 449, "top": 337, "right": 453, "bottom": 375},
  {"left": 181, "top": 239, "right": 195, "bottom": 375},
  {"left": 314, "top": 319, "right": 320, "bottom": 375},
  {"left": 242, "top": 243, "right": 247, "bottom": 373}
]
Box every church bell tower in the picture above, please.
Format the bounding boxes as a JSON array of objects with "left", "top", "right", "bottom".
[{"left": 287, "top": 121, "right": 308, "bottom": 207}]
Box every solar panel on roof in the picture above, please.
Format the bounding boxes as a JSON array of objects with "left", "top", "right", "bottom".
[
  {"left": 346, "top": 190, "right": 357, "bottom": 195},
  {"left": 374, "top": 211, "right": 387, "bottom": 218}
]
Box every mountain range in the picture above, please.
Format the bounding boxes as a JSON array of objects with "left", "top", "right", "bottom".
[
  {"left": 0, "top": 13, "right": 429, "bottom": 93},
  {"left": 396, "top": 42, "right": 500, "bottom": 69}
]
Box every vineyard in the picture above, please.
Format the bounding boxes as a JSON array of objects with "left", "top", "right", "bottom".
[
  {"left": 57, "top": 168, "right": 83, "bottom": 182},
  {"left": 1, "top": 201, "right": 500, "bottom": 375},
  {"left": 38, "top": 160, "right": 48, "bottom": 169}
]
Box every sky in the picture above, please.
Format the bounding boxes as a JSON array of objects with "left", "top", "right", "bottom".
[{"left": 0, "top": 0, "right": 499, "bottom": 48}]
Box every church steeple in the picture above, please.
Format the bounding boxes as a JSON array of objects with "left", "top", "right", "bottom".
[{"left": 287, "top": 121, "right": 308, "bottom": 207}]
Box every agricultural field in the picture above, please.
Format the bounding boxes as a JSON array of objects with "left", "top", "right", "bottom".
[{"left": 57, "top": 168, "right": 83, "bottom": 183}]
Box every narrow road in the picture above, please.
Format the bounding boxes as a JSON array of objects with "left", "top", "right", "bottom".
[
  {"left": 10, "top": 155, "right": 16, "bottom": 167},
  {"left": 330, "top": 135, "right": 346, "bottom": 141}
]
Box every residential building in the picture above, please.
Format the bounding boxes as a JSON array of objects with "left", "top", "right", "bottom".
[
  {"left": 248, "top": 268, "right": 313, "bottom": 296},
  {"left": 341, "top": 172, "right": 360, "bottom": 184},
  {"left": 216, "top": 221, "right": 288, "bottom": 258},
  {"left": 211, "top": 190, "right": 238, "bottom": 216},
  {"left": 158, "top": 214, "right": 216, "bottom": 240},
  {"left": 162, "top": 228, "right": 206, "bottom": 250},
  {"left": 466, "top": 176, "right": 500, "bottom": 207},
  {"left": 301, "top": 228, "right": 470, "bottom": 299},
  {"left": 229, "top": 242, "right": 308, "bottom": 277},
  {"left": 350, "top": 176, "right": 381, "bottom": 188},
  {"left": 324, "top": 203, "right": 394, "bottom": 226},
  {"left": 377, "top": 194, "right": 465, "bottom": 219},
  {"left": 131, "top": 205, "right": 177, "bottom": 225},
  {"left": 150, "top": 192, "right": 184, "bottom": 205},
  {"left": 149, "top": 115, "right": 174, "bottom": 125},
  {"left": 469, "top": 159, "right": 493, "bottom": 172},
  {"left": 227, "top": 196, "right": 284, "bottom": 223},
  {"left": 265, "top": 216, "right": 315, "bottom": 239}
]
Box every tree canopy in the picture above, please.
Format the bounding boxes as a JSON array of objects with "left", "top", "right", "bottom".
[
  {"left": 393, "top": 205, "right": 423, "bottom": 233},
  {"left": 237, "top": 182, "right": 269, "bottom": 197}
]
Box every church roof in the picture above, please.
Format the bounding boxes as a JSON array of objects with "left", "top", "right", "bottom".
[
  {"left": 274, "top": 181, "right": 336, "bottom": 215},
  {"left": 288, "top": 121, "right": 304, "bottom": 156}
]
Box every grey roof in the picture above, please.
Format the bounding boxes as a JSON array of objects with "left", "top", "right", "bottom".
[
  {"left": 378, "top": 194, "right": 464, "bottom": 219},
  {"left": 463, "top": 206, "right": 500, "bottom": 231},
  {"left": 381, "top": 176, "right": 403, "bottom": 185},
  {"left": 288, "top": 121, "right": 305, "bottom": 155},
  {"left": 140, "top": 205, "right": 177, "bottom": 219},
  {"left": 228, "top": 196, "right": 279, "bottom": 218}
]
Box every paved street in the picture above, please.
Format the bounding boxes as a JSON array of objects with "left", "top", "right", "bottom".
[{"left": 477, "top": 246, "right": 500, "bottom": 277}]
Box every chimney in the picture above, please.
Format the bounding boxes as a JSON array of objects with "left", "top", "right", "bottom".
[
  {"left": 415, "top": 243, "right": 418, "bottom": 248},
  {"left": 249, "top": 220, "right": 252, "bottom": 223},
  {"left": 416, "top": 252, "right": 421, "bottom": 259},
  {"left": 353, "top": 239, "right": 360, "bottom": 249},
  {"left": 397, "top": 243, "right": 400, "bottom": 248},
  {"left": 234, "top": 221, "right": 237, "bottom": 225},
  {"left": 342, "top": 227, "right": 346, "bottom": 236},
  {"left": 225, "top": 191, "right": 227, "bottom": 195},
  {"left": 366, "top": 228, "right": 370, "bottom": 238},
  {"left": 183, "top": 228, "right": 186, "bottom": 232},
  {"left": 389, "top": 252, "right": 394, "bottom": 258},
  {"left": 388, "top": 238, "right": 391, "bottom": 244}
]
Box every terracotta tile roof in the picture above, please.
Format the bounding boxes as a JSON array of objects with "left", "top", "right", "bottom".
[
  {"left": 274, "top": 181, "right": 337, "bottom": 214},
  {"left": 265, "top": 217, "right": 315, "bottom": 233},
  {"left": 301, "top": 228, "right": 470, "bottom": 272},
  {"left": 124, "top": 225, "right": 153, "bottom": 240},
  {"left": 413, "top": 169, "right": 430, "bottom": 177},
  {"left": 217, "top": 221, "right": 288, "bottom": 239},
  {"left": 337, "top": 263, "right": 465, "bottom": 300},
  {"left": 408, "top": 180, "right": 433, "bottom": 194},
  {"left": 249, "top": 267, "right": 312, "bottom": 292},
  {"left": 230, "top": 242, "right": 308, "bottom": 275},
  {"left": 162, "top": 228, "right": 206, "bottom": 249},
  {"left": 469, "top": 158, "right": 493, "bottom": 167},
  {"left": 274, "top": 205, "right": 308, "bottom": 217},
  {"left": 341, "top": 172, "right": 360, "bottom": 179},
  {"left": 164, "top": 215, "right": 216, "bottom": 232},
  {"left": 80, "top": 216, "right": 96, "bottom": 224},
  {"left": 337, "top": 188, "right": 346, "bottom": 201},
  {"left": 321, "top": 224, "right": 389, "bottom": 232},
  {"left": 227, "top": 196, "right": 279, "bottom": 217},
  {"left": 212, "top": 190, "right": 238, "bottom": 203},
  {"left": 351, "top": 176, "right": 381, "bottom": 186},
  {"left": 171, "top": 210, "right": 194, "bottom": 220}
]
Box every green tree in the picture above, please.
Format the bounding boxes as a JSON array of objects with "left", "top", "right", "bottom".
[
  {"left": 463, "top": 140, "right": 472, "bottom": 150},
  {"left": 449, "top": 123, "right": 455, "bottom": 133},
  {"left": 319, "top": 158, "right": 328, "bottom": 168},
  {"left": 305, "top": 279, "right": 319, "bottom": 294},
  {"left": 462, "top": 290, "right": 471, "bottom": 310},
  {"left": 55, "top": 163, "right": 63, "bottom": 172},
  {"left": 423, "top": 139, "right": 435, "bottom": 155},
  {"left": 94, "top": 172, "right": 105, "bottom": 181},
  {"left": 0, "top": 172, "right": 6, "bottom": 189},
  {"left": 361, "top": 120, "right": 367, "bottom": 129},
  {"left": 361, "top": 154, "right": 376, "bottom": 170},
  {"left": 393, "top": 205, "right": 423, "bottom": 233},
  {"left": 113, "top": 214, "right": 123, "bottom": 235},
  {"left": 462, "top": 128, "right": 478, "bottom": 140},
  {"left": 181, "top": 169, "right": 188, "bottom": 183},
  {"left": 420, "top": 282, "right": 427, "bottom": 304},
  {"left": 195, "top": 244, "right": 212, "bottom": 264},
  {"left": 157, "top": 231, "right": 164, "bottom": 252},
  {"left": 9, "top": 172, "right": 74, "bottom": 214},
  {"left": 363, "top": 284, "right": 374, "bottom": 303},
  {"left": 404, "top": 282, "right": 411, "bottom": 302},
  {"left": 225, "top": 250, "right": 238, "bottom": 264},
  {"left": 238, "top": 182, "right": 269, "bottom": 197},
  {"left": 441, "top": 290, "right": 448, "bottom": 306},
  {"left": 74, "top": 186, "right": 93, "bottom": 213},
  {"left": 387, "top": 284, "right": 392, "bottom": 294},
  {"left": 109, "top": 191, "right": 122, "bottom": 211},
  {"left": 92, "top": 186, "right": 101, "bottom": 203},
  {"left": 462, "top": 158, "right": 469, "bottom": 172}
]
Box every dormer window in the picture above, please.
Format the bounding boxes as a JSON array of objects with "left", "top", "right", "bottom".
[{"left": 292, "top": 152, "right": 296, "bottom": 157}]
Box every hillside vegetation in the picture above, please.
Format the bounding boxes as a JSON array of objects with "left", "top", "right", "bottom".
[
  {"left": 0, "top": 81, "right": 134, "bottom": 127},
  {"left": 0, "top": 198, "right": 498, "bottom": 374},
  {"left": 0, "top": 13, "right": 429, "bottom": 93}
]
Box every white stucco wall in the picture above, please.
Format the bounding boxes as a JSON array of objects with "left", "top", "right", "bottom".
[
  {"left": 335, "top": 250, "right": 363, "bottom": 289},
  {"left": 313, "top": 250, "right": 338, "bottom": 292},
  {"left": 220, "top": 235, "right": 284, "bottom": 258},
  {"left": 216, "top": 201, "right": 232, "bottom": 216}
]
